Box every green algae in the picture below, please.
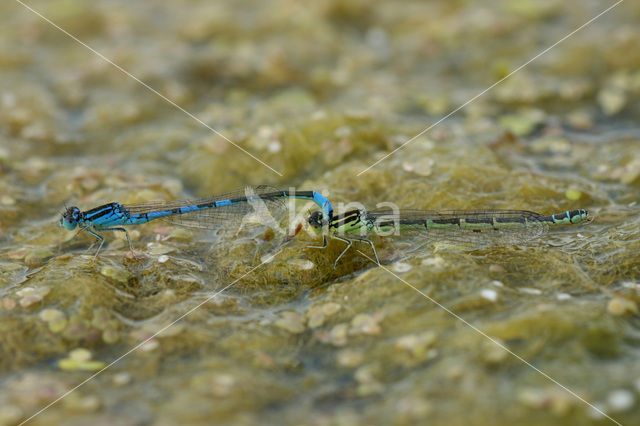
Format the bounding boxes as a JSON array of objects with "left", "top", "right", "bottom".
[
  {"left": 58, "top": 348, "right": 106, "bottom": 372},
  {"left": 0, "top": 0, "right": 639, "bottom": 425}
]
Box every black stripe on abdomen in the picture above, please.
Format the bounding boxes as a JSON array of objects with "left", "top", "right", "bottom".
[
  {"left": 495, "top": 216, "right": 526, "bottom": 225},
  {"left": 430, "top": 218, "right": 460, "bottom": 226},
  {"left": 463, "top": 218, "right": 494, "bottom": 225}
]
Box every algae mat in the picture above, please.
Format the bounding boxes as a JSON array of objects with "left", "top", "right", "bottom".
[{"left": 1, "top": 1, "right": 639, "bottom": 425}]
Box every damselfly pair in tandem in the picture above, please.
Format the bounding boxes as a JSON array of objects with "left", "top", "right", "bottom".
[{"left": 60, "top": 185, "right": 590, "bottom": 266}]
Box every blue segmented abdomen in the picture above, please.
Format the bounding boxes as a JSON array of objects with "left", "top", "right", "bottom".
[
  {"left": 125, "top": 205, "right": 199, "bottom": 225},
  {"left": 123, "top": 201, "right": 236, "bottom": 225},
  {"left": 69, "top": 187, "right": 336, "bottom": 232}
]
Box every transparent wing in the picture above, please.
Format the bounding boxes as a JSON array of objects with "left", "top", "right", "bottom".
[
  {"left": 366, "top": 209, "right": 549, "bottom": 247},
  {"left": 368, "top": 209, "right": 546, "bottom": 219},
  {"left": 123, "top": 185, "right": 288, "bottom": 230}
]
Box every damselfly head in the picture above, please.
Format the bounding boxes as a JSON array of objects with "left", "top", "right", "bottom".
[
  {"left": 582, "top": 209, "right": 591, "bottom": 222},
  {"left": 60, "top": 206, "right": 81, "bottom": 230},
  {"left": 574, "top": 209, "right": 591, "bottom": 224},
  {"left": 308, "top": 210, "right": 323, "bottom": 232}
]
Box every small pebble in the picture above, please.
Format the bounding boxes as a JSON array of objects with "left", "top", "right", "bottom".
[
  {"left": 20, "top": 295, "right": 43, "bottom": 308},
  {"left": 480, "top": 289, "right": 498, "bottom": 302},
  {"left": 16, "top": 287, "right": 41, "bottom": 297},
  {"left": 274, "top": 311, "right": 305, "bottom": 334},
  {"left": 260, "top": 253, "right": 276, "bottom": 264},
  {"left": 48, "top": 317, "right": 68, "bottom": 333},
  {"left": 422, "top": 256, "right": 445, "bottom": 267},
  {"left": 39, "top": 308, "right": 64, "bottom": 322},
  {"left": 607, "top": 297, "right": 638, "bottom": 316},
  {"left": 336, "top": 349, "right": 364, "bottom": 368},
  {"left": 402, "top": 158, "right": 434, "bottom": 176},
  {"left": 7, "top": 248, "right": 27, "bottom": 260},
  {"left": 598, "top": 87, "right": 626, "bottom": 115},
  {"left": 139, "top": 340, "right": 159, "bottom": 352},
  {"left": 556, "top": 293, "right": 572, "bottom": 301},
  {"left": 267, "top": 140, "right": 282, "bottom": 153},
  {"left": 1, "top": 298, "right": 16, "bottom": 310},
  {"left": 100, "top": 266, "right": 131, "bottom": 283},
  {"left": 393, "top": 262, "right": 412, "bottom": 273},
  {"left": 24, "top": 248, "right": 55, "bottom": 267},
  {"left": 350, "top": 314, "right": 382, "bottom": 336},
  {"left": 70, "top": 348, "right": 91, "bottom": 363},
  {"left": 329, "top": 324, "right": 349, "bottom": 346},
  {"left": 354, "top": 365, "right": 383, "bottom": 396},
  {"left": 307, "top": 312, "right": 325, "bottom": 328},
  {"left": 1, "top": 195, "right": 16, "bottom": 205},
  {"left": 482, "top": 342, "right": 509, "bottom": 365},
  {"left": 288, "top": 259, "right": 315, "bottom": 270},
  {"left": 490, "top": 280, "right": 504, "bottom": 287},
  {"left": 621, "top": 281, "right": 640, "bottom": 290},
  {"left": 518, "top": 287, "right": 542, "bottom": 295},
  {"left": 17, "top": 287, "right": 50, "bottom": 308},
  {"left": 312, "top": 329, "right": 330, "bottom": 344},
  {"left": 396, "top": 332, "right": 438, "bottom": 358},
  {"left": 306, "top": 302, "right": 342, "bottom": 328},
  {"left": 611, "top": 158, "right": 640, "bottom": 185},
  {"left": 566, "top": 110, "right": 594, "bottom": 130},
  {"left": 334, "top": 125, "right": 351, "bottom": 138},
  {"left": 489, "top": 264, "right": 506, "bottom": 273},
  {"left": 518, "top": 388, "right": 547, "bottom": 409},
  {"left": 587, "top": 403, "right": 608, "bottom": 420},
  {"left": 40, "top": 308, "right": 68, "bottom": 333},
  {"left": 517, "top": 388, "right": 573, "bottom": 416},
  {"left": 531, "top": 138, "right": 572, "bottom": 154},
  {"left": 607, "top": 389, "right": 635, "bottom": 412},
  {"left": 157, "top": 255, "right": 169, "bottom": 263},
  {"left": 322, "top": 303, "right": 341, "bottom": 316},
  {"left": 211, "top": 374, "right": 236, "bottom": 397},
  {"left": 63, "top": 394, "right": 101, "bottom": 412},
  {"left": 155, "top": 323, "right": 184, "bottom": 338},
  {"left": 112, "top": 372, "right": 132, "bottom": 386}
]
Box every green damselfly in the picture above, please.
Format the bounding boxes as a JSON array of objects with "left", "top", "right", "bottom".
[{"left": 307, "top": 208, "right": 590, "bottom": 266}]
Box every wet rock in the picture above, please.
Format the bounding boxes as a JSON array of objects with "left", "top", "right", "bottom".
[{"left": 274, "top": 311, "right": 306, "bottom": 334}]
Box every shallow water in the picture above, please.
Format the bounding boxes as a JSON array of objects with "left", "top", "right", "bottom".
[{"left": 1, "top": 0, "right": 639, "bottom": 425}]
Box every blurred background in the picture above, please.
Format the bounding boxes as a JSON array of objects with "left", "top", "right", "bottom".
[{"left": 1, "top": 0, "right": 639, "bottom": 424}]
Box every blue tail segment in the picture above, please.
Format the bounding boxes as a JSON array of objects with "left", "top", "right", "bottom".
[{"left": 59, "top": 186, "right": 334, "bottom": 258}]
